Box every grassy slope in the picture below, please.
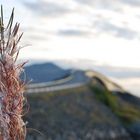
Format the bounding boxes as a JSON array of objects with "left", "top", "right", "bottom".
[
  {"left": 24, "top": 78, "right": 140, "bottom": 139},
  {"left": 25, "top": 86, "right": 124, "bottom": 139},
  {"left": 89, "top": 80, "right": 140, "bottom": 125}
]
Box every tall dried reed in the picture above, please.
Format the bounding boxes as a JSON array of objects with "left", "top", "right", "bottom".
[{"left": 0, "top": 6, "right": 26, "bottom": 140}]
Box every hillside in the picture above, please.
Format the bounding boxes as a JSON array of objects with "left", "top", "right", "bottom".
[
  {"left": 23, "top": 63, "right": 71, "bottom": 83},
  {"left": 24, "top": 72, "right": 140, "bottom": 140}
]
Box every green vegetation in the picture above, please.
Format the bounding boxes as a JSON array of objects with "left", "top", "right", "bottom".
[
  {"left": 25, "top": 85, "right": 123, "bottom": 139},
  {"left": 116, "top": 106, "right": 140, "bottom": 125},
  {"left": 25, "top": 79, "right": 140, "bottom": 139},
  {"left": 28, "top": 81, "right": 140, "bottom": 126},
  {"left": 89, "top": 83, "right": 140, "bottom": 125},
  {"left": 91, "top": 86, "right": 118, "bottom": 110}
]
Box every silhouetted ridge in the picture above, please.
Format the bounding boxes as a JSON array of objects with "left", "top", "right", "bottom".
[{"left": 23, "top": 62, "right": 71, "bottom": 83}]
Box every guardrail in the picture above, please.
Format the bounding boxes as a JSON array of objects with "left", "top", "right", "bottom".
[
  {"left": 26, "top": 70, "right": 125, "bottom": 94},
  {"left": 27, "top": 72, "right": 75, "bottom": 89},
  {"left": 86, "top": 71, "right": 125, "bottom": 92},
  {"left": 26, "top": 83, "right": 85, "bottom": 94}
]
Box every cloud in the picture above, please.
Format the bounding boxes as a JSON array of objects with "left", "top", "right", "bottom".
[
  {"left": 21, "top": 0, "right": 139, "bottom": 40},
  {"left": 93, "top": 65, "right": 140, "bottom": 78},
  {"left": 75, "top": 0, "right": 140, "bottom": 7},
  {"left": 57, "top": 29, "right": 89, "bottom": 36},
  {"left": 94, "top": 20, "right": 138, "bottom": 39},
  {"left": 74, "top": 0, "right": 93, "bottom": 5},
  {"left": 74, "top": 0, "right": 121, "bottom": 11},
  {"left": 122, "top": 0, "right": 140, "bottom": 7},
  {"left": 22, "top": 1, "right": 70, "bottom": 16}
]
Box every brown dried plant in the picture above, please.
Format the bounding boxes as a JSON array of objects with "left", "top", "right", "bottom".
[{"left": 0, "top": 6, "right": 26, "bottom": 140}]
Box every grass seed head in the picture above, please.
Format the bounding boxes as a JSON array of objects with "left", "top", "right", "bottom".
[{"left": 0, "top": 5, "right": 26, "bottom": 140}]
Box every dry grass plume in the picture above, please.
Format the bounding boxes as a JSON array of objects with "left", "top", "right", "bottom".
[{"left": 0, "top": 6, "right": 26, "bottom": 140}]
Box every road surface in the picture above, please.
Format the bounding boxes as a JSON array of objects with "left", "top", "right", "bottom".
[{"left": 26, "top": 70, "right": 125, "bottom": 94}]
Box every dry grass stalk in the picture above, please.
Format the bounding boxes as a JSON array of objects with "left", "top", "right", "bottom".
[{"left": 0, "top": 6, "right": 26, "bottom": 140}]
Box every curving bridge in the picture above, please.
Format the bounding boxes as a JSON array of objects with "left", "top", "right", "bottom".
[
  {"left": 26, "top": 70, "right": 90, "bottom": 93},
  {"left": 26, "top": 70, "right": 125, "bottom": 94}
]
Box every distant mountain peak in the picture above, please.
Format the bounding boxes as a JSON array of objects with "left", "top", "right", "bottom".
[{"left": 23, "top": 62, "right": 71, "bottom": 83}]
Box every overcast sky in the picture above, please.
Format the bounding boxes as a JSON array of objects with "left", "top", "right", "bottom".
[
  {"left": 1, "top": 0, "right": 140, "bottom": 68},
  {"left": 1, "top": 0, "right": 140, "bottom": 96}
]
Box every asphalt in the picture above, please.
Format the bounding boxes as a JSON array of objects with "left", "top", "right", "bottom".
[{"left": 26, "top": 70, "right": 125, "bottom": 94}]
